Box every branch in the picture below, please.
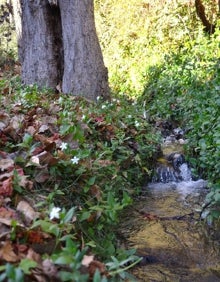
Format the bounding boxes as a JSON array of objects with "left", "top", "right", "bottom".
[{"left": 195, "top": 0, "right": 215, "bottom": 34}]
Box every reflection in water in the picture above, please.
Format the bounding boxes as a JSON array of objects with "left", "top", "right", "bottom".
[{"left": 119, "top": 184, "right": 220, "bottom": 281}]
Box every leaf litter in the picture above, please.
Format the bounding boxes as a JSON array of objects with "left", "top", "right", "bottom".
[{"left": 0, "top": 64, "right": 160, "bottom": 280}]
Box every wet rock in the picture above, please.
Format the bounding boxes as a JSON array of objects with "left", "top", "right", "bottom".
[{"left": 138, "top": 255, "right": 159, "bottom": 266}]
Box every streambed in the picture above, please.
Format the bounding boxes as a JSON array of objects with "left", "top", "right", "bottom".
[
  {"left": 119, "top": 133, "right": 220, "bottom": 281},
  {"left": 120, "top": 181, "right": 220, "bottom": 281}
]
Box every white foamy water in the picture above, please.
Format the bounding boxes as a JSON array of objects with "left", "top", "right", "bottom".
[
  {"left": 148, "top": 179, "right": 208, "bottom": 197},
  {"left": 179, "top": 163, "right": 192, "bottom": 181}
]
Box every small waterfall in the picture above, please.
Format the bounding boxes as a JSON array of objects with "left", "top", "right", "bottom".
[
  {"left": 149, "top": 152, "right": 207, "bottom": 197},
  {"left": 179, "top": 163, "right": 192, "bottom": 181},
  {"left": 152, "top": 152, "right": 192, "bottom": 183},
  {"left": 148, "top": 128, "right": 207, "bottom": 197}
]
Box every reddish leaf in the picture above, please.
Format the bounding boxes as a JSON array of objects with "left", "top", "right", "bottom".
[
  {"left": 0, "top": 207, "right": 15, "bottom": 219},
  {"left": 88, "top": 260, "right": 106, "bottom": 277},
  {"left": 27, "top": 230, "right": 44, "bottom": 244},
  {"left": 0, "top": 177, "right": 13, "bottom": 196},
  {"left": 142, "top": 213, "right": 159, "bottom": 221}
]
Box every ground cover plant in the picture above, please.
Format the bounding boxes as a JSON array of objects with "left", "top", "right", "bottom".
[{"left": 0, "top": 62, "right": 160, "bottom": 281}]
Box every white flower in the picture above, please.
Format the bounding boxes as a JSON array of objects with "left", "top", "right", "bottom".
[
  {"left": 71, "top": 156, "right": 80, "bottom": 164},
  {"left": 60, "top": 142, "right": 68, "bottom": 151},
  {"left": 135, "top": 121, "right": 140, "bottom": 127},
  {"left": 49, "top": 207, "right": 61, "bottom": 220}
]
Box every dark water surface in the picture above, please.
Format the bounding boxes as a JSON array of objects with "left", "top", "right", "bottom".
[{"left": 119, "top": 182, "right": 220, "bottom": 282}]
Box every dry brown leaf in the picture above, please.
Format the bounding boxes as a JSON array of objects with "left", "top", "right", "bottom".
[
  {"left": 17, "top": 201, "right": 39, "bottom": 224},
  {"left": 26, "top": 125, "right": 37, "bottom": 135},
  {"left": 0, "top": 177, "right": 13, "bottom": 196},
  {"left": 0, "top": 217, "right": 24, "bottom": 227},
  {"left": 0, "top": 241, "right": 19, "bottom": 262},
  {"left": 88, "top": 260, "right": 106, "bottom": 277},
  {"left": 26, "top": 247, "right": 42, "bottom": 264},
  {"left": 35, "top": 151, "right": 58, "bottom": 166},
  {"left": 10, "top": 115, "right": 25, "bottom": 130},
  {"left": 34, "top": 168, "right": 50, "bottom": 183},
  {"left": 90, "top": 185, "right": 102, "bottom": 200},
  {"left": 29, "top": 156, "right": 41, "bottom": 166},
  {"left": 17, "top": 174, "right": 33, "bottom": 190},
  {"left": 42, "top": 259, "right": 58, "bottom": 278},
  {"left": 38, "top": 124, "right": 49, "bottom": 133},
  {"left": 0, "top": 171, "right": 13, "bottom": 181},
  {"left": 0, "top": 159, "right": 14, "bottom": 172},
  {"left": 0, "top": 112, "right": 10, "bottom": 129}
]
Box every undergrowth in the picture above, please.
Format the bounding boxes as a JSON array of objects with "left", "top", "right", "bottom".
[{"left": 0, "top": 74, "right": 160, "bottom": 281}]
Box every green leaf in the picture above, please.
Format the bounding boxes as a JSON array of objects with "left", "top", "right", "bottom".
[
  {"left": 79, "top": 211, "right": 91, "bottom": 222},
  {"left": 87, "top": 176, "right": 96, "bottom": 186},
  {"left": 19, "top": 259, "right": 37, "bottom": 274},
  {"left": 63, "top": 207, "right": 75, "bottom": 223}
]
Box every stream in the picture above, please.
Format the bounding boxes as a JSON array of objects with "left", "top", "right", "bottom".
[{"left": 119, "top": 130, "right": 220, "bottom": 282}]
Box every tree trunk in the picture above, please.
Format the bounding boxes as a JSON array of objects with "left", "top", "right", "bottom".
[
  {"left": 11, "top": 0, "right": 22, "bottom": 61},
  {"left": 17, "top": 0, "right": 62, "bottom": 88},
  {"left": 13, "top": 0, "right": 109, "bottom": 101},
  {"left": 59, "top": 0, "right": 109, "bottom": 100},
  {"left": 195, "top": 0, "right": 216, "bottom": 34}
]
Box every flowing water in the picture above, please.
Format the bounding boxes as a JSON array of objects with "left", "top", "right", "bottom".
[{"left": 119, "top": 138, "right": 220, "bottom": 282}]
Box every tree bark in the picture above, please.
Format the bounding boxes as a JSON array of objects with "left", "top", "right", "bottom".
[
  {"left": 18, "top": 0, "right": 62, "bottom": 88},
  {"left": 195, "top": 0, "right": 216, "bottom": 34},
  {"left": 12, "top": 0, "right": 109, "bottom": 101},
  {"left": 59, "top": 0, "right": 109, "bottom": 100}
]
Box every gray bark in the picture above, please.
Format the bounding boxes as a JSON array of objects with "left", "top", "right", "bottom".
[
  {"left": 13, "top": 0, "right": 109, "bottom": 101},
  {"left": 59, "top": 0, "right": 109, "bottom": 100},
  {"left": 19, "top": 0, "right": 62, "bottom": 88}
]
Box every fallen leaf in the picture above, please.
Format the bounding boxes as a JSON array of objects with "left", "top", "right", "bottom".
[
  {"left": 82, "top": 255, "right": 94, "bottom": 267},
  {"left": 0, "top": 207, "right": 15, "bottom": 219},
  {"left": 0, "top": 217, "right": 24, "bottom": 227},
  {"left": 34, "top": 168, "right": 50, "bottom": 183},
  {"left": 27, "top": 230, "right": 44, "bottom": 244},
  {"left": 90, "top": 185, "right": 102, "bottom": 200},
  {"left": 88, "top": 260, "right": 106, "bottom": 277},
  {"left": 0, "top": 241, "right": 19, "bottom": 262},
  {"left": 26, "top": 248, "right": 42, "bottom": 264},
  {"left": 28, "top": 156, "right": 40, "bottom": 166},
  {"left": 0, "top": 176, "right": 13, "bottom": 196},
  {"left": 0, "top": 159, "right": 14, "bottom": 171},
  {"left": 17, "top": 201, "right": 39, "bottom": 224},
  {"left": 17, "top": 174, "right": 33, "bottom": 190},
  {"left": 142, "top": 213, "right": 159, "bottom": 221},
  {"left": 33, "top": 151, "right": 58, "bottom": 166},
  {"left": 38, "top": 124, "right": 49, "bottom": 133},
  {"left": 42, "top": 259, "right": 58, "bottom": 278}
]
